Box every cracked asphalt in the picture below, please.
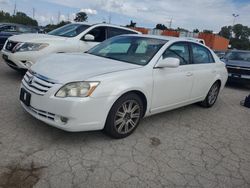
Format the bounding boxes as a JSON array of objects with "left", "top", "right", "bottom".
[{"left": 0, "top": 58, "right": 250, "bottom": 188}]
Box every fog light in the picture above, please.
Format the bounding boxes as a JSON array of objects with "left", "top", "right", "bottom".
[
  {"left": 25, "top": 61, "right": 33, "bottom": 68},
  {"left": 55, "top": 115, "right": 68, "bottom": 124},
  {"left": 60, "top": 117, "right": 68, "bottom": 123}
]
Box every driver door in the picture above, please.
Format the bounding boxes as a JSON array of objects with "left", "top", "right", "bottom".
[
  {"left": 151, "top": 42, "right": 194, "bottom": 113},
  {"left": 79, "top": 26, "right": 107, "bottom": 51}
]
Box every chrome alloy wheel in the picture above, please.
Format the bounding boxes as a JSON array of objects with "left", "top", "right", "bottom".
[
  {"left": 207, "top": 83, "right": 219, "bottom": 105},
  {"left": 114, "top": 100, "right": 141, "bottom": 134}
]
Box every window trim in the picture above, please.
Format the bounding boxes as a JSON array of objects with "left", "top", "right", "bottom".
[
  {"left": 107, "top": 27, "right": 137, "bottom": 39},
  {"left": 162, "top": 41, "right": 192, "bottom": 66},
  {"left": 189, "top": 42, "right": 215, "bottom": 64}
]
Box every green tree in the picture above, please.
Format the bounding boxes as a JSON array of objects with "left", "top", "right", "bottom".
[
  {"left": 203, "top": 29, "right": 213, "bottom": 34},
  {"left": 0, "top": 11, "right": 38, "bottom": 26},
  {"left": 74, "top": 12, "right": 88, "bottom": 22},
  {"left": 219, "top": 24, "right": 250, "bottom": 50},
  {"left": 193, "top": 28, "right": 199, "bottom": 33},
  {"left": 126, "top": 20, "right": 136, "bottom": 27},
  {"left": 218, "top": 26, "right": 231, "bottom": 39},
  {"left": 44, "top": 21, "right": 71, "bottom": 33},
  {"left": 155, "top": 24, "right": 167, "bottom": 30}
]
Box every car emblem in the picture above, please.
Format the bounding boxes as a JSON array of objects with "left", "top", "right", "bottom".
[{"left": 28, "top": 76, "right": 34, "bottom": 85}]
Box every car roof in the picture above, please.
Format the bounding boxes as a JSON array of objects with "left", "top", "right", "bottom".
[
  {"left": 120, "top": 34, "right": 204, "bottom": 43},
  {"left": 69, "top": 22, "right": 140, "bottom": 33}
]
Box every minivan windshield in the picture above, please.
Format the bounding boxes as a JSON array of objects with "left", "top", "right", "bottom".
[
  {"left": 87, "top": 36, "right": 167, "bottom": 66},
  {"left": 225, "top": 51, "right": 250, "bottom": 63},
  {"left": 48, "top": 24, "right": 90, "bottom": 37}
]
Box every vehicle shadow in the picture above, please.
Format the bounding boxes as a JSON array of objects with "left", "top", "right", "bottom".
[{"left": 226, "top": 82, "right": 250, "bottom": 92}]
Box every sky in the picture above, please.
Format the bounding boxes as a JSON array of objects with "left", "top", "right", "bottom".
[{"left": 0, "top": 0, "right": 250, "bottom": 32}]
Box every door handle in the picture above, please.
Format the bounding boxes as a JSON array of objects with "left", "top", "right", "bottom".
[{"left": 186, "top": 72, "right": 193, "bottom": 77}]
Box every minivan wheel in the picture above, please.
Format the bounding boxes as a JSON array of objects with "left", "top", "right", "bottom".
[
  {"left": 200, "top": 82, "right": 220, "bottom": 108},
  {"left": 104, "top": 93, "right": 143, "bottom": 139}
]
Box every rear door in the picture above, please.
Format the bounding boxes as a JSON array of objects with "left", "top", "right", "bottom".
[{"left": 189, "top": 43, "right": 217, "bottom": 99}]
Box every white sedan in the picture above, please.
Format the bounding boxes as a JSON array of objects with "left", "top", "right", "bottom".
[
  {"left": 1, "top": 23, "right": 139, "bottom": 71},
  {"left": 20, "top": 35, "right": 228, "bottom": 138}
]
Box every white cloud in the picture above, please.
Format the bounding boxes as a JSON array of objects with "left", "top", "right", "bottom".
[
  {"left": 0, "top": 0, "right": 9, "bottom": 4},
  {"left": 45, "top": 0, "right": 250, "bottom": 31},
  {"left": 80, "top": 8, "right": 97, "bottom": 15}
]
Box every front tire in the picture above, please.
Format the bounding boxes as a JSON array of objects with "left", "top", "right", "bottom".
[
  {"left": 200, "top": 81, "right": 220, "bottom": 108},
  {"left": 104, "top": 93, "right": 143, "bottom": 139}
]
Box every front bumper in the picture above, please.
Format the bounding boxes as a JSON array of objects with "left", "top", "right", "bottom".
[
  {"left": 1, "top": 49, "right": 46, "bottom": 69},
  {"left": 227, "top": 73, "right": 250, "bottom": 84},
  {"left": 20, "top": 84, "right": 116, "bottom": 132}
]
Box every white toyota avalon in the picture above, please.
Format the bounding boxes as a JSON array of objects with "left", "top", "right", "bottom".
[{"left": 20, "top": 35, "right": 228, "bottom": 138}]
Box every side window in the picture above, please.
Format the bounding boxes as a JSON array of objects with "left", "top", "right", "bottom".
[
  {"left": 107, "top": 27, "right": 137, "bottom": 39},
  {"left": 163, "top": 42, "right": 190, "bottom": 65},
  {"left": 86, "top": 27, "right": 106, "bottom": 42},
  {"left": 191, "top": 44, "right": 214, "bottom": 64},
  {"left": 0, "top": 25, "right": 16, "bottom": 32}
]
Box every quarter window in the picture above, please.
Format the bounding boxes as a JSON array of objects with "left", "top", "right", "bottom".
[
  {"left": 191, "top": 44, "right": 214, "bottom": 64},
  {"left": 107, "top": 27, "right": 137, "bottom": 39},
  {"left": 163, "top": 43, "right": 190, "bottom": 65}
]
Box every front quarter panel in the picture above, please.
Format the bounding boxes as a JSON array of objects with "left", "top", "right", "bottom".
[{"left": 88, "top": 67, "right": 153, "bottom": 115}]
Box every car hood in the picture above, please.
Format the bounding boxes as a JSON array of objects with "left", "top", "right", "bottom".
[
  {"left": 31, "top": 53, "right": 141, "bottom": 83},
  {"left": 225, "top": 60, "right": 250, "bottom": 68},
  {"left": 8, "top": 33, "right": 66, "bottom": 43}
]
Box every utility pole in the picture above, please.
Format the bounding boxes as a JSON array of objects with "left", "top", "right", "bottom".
[
  {"left": 232, "top": 14, "right": 239, "bottom": 26},
  {"left": 13, "top": 0, "right": 16, "bottom": 15},
  {"left": 169, "top": 17, "right": 173, "bottom": 29},
  {"left": 58, "top": 11, "right": 61, "bottom": 23},
  {"left": 231, "top": 14, "right": 239, "bottom": 39},
  {"left": 32, "top": 8, "right": 35, "bottom": 19}
]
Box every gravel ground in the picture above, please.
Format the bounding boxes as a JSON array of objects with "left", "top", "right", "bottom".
[{"left": 0, "top": 58, "right": 250, "bottom": 188}]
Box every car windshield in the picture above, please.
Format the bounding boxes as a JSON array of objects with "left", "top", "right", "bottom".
[
  {"left": 87, "top": 36, "right": 167, "bottom": 66},
  {"left": 225, "top": 51, "right": 250, "bottom": 62},
  {"left": 48, "top": 24, "right": 90, "bottom": 37}
]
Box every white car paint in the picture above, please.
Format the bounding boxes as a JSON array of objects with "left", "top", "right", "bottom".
[
  {"left": 19, "top": 35, "right": 228, "bottom": 133},
  {"left": 1, "top": 23, "right": 139, "bottom": 70}
]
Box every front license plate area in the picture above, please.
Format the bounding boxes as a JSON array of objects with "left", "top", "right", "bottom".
[{"left": 20, "top": 88, "right": 31, "bottom": 106}]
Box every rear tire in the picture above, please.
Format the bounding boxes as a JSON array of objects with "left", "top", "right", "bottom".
[
  {"left": 200, "top": 81, "right": 220, "bottom": 108},
  {"left": 104, "top": 93, "right": 143, "bottom": 139}
]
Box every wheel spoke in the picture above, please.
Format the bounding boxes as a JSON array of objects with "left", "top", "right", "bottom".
[
  {"left": 128, "top": 119, "right": 136, "bottom": 128},
  {"left": 116, "top": 111, "right": 125, "bottom": 118},
  {"left": 117, "top": 121, "right": 126, "bottom": 133},
  {"left": 131, "top": 113, "right": 140, "bottom": 119},
  {"left": 115, "top": 118, "right": 124, "bottom": 126},
  {"left": 131, "top": 105, "right": 139, "bottom": 114},
  {"left": 122, "top": 103, "right": 128, "bottom": 113}
]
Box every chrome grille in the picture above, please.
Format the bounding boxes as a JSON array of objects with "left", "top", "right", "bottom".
[{"left": 22, "top": 71, "right": 55, "bottom": 95}]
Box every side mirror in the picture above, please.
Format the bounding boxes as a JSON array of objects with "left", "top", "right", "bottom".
[
  {"left": 155, "top": 57, "right": 180, "bottom": 68},
  {"left": 84, "top": 34, "right": 95, "bottom": 41}
]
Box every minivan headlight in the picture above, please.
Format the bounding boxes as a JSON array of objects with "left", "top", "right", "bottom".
[
  {"left": 14, "top": 42, "right": 49, "bottom": 52},
  {"left": 55, "top": 81, "right": 100, "bottom": 98}
]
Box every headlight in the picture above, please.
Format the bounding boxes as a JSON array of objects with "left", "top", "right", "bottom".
[
  {"left": 14, "top": 42, "right": 49, "bottom": 52},
  {"left": 55, "top": 81, "right": 100, "bottom": 98}
]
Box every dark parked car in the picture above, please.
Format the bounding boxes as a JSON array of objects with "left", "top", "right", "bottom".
[
  {"left": 214, "top": 50, "right": 226, "bottom": 59},
  {"left": 0, "top": 23, "right": 39, "bottom": 49},
  {"left": 223, "top": 50, "right": 250, "bottom": 84}
]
